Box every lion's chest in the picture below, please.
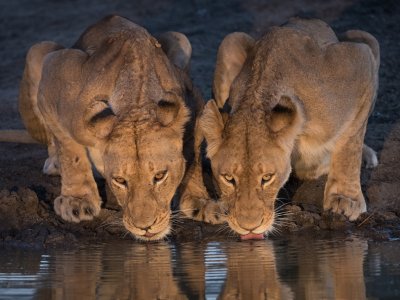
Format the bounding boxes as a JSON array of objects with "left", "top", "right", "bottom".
[{"left": 291, "top": 128, "right": 337, "bottom": 180}]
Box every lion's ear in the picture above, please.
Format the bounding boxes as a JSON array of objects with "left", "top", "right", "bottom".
[
  {"left": 269, "top": 96, "right": 304, "bottom": 139},
  {"left": 155, "top": 99, "right": 190, "bottom": 134},
  {"left": 85, "top": 99, "right": 117, "bottom": 139},
  {"left": 199, "top": 99, "right": 227, "bottom": 158},
  {"left": 213, "top": 32, "right": 255, "bottom": 108},
  {"left": 156, "top": 100, "right": 180, "bottom": 127},
  {"left": 157, "top": 32, "right": 192, "bottom": 72}
]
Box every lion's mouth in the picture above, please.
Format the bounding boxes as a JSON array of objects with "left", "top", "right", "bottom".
[
  {"left": 135, "top": 226, "right": 170, "bottom": 241},
  {"left": 240, "top": 233, "right": 265, "bottom": 240},
  {"left": 227, "top": 212, "right": 275, "bottom": 240},
  {"left": 123, "top": 214, "right": 171, "bottom": 241},
  {"left": 143, "top": 232, "right": 156, "bottom": 238}
]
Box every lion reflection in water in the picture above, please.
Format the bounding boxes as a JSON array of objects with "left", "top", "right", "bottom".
[{"left": 32, "top": 238, "right": 367, "bottom": 299}]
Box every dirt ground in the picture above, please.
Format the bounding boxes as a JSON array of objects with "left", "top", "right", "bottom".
[{"left": 0, "top": 0, "right": 399, "bottom": 248}]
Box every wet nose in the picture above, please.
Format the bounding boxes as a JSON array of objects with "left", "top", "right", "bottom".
[
  {"left": 236, "top": 211, "right": 264, "bottom": 231},
  {"left": 127, "top": 201, "right": 157, "bottom": 229},
  {"left": 131, "top": 218, "right": 156, "bottom": 231},
  {"left": 137, "top": 225, "right": 151, "bottom": 231}
]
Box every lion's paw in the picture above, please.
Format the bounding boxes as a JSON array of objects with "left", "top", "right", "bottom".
[
  {"left": 363, "top": 144, "right": 378, "bottom": 169},
  {"left": 43, "top": 155, "right": 60, "bottom": 176},
  {"left": 323, "top": 194, "right": 366, "bottom": 221},
  {"left": 182, "top": 199, "right": 227, "bottom": 225},
  {"left": 201, "top": 201, "right": 227, "bottom": 224},
  {"left": 54, "top": 195, "right": 101, "bottom": 223}
]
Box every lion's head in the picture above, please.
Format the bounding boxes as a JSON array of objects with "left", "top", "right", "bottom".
[
  {"left": 38, "top": 16, "right": 197, "bottom": 240},
  {"left": 199, "top": 32, "right": 304, "bottom": 237},
  {"left": 102, "top": 117, "right": 188, "bottom": 240}
]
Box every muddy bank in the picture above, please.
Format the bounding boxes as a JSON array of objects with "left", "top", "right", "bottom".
[
  {"left": 1, "top": 0, "right": 399, "bottom": 248},
  {"left": 1, "top": 182, "right": 399, "bottom": 248}
]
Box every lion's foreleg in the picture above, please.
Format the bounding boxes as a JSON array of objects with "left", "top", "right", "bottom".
[
  {"left": 53, "top": 137, "right": 101, "bottom": 222},
  {"left": 179, "top": 161, "right": 226, "bottom": 224},
  {"left": 323, "top": 121, "right": 368, "bottom": 221},
  {"left": 179, "top": 119, "right": 226, "bottom": 224}
]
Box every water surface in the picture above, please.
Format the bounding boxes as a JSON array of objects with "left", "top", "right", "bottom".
[{"left": 1, "top": 234, "right": 399, "bottom": 299}]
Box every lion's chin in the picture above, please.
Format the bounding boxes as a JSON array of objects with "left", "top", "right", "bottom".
[
  {"left": 123, "top": 218, "right": 171, "bottom": 241},
  {"left": 123, "top": 213, "right": 171, "bottom": 241},
  {"left": 129, "top": 225, "right": 171, "bottom": 242}
]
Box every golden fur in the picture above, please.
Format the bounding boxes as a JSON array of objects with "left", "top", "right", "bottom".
[
  {"left": 18, "top": 15, "right": 204, "bottom": 241},
  {"left": 192, "top": 18, "right": 379, "bottom": 236}
]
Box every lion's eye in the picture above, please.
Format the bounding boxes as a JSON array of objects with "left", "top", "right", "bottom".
[
  {"left": 222, "top": 174, "right": 235, "bottom": 185},
  {"left": 154, "top": 170, "right": 168, "bottom": 184},
  {"left": 261, "top": 173, "right": 274, "bottom": 186},
  {"left": 112, "top": 177, "right": 127, "bottom": 188}
]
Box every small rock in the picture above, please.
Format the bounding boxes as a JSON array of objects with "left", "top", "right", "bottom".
[
  {"left": 311, "top": 213, "right": 321, "bottom": 221},
  {"left": 285, "top": 205, "right": 302, "bottom": 213},
  {"left": 295, "top": 211, "right": 315, "bottom": 227},
  {"left": 45, "top": 232, "right": 66, "bottom": 244},
  {"left": 321, "top": 212, "right": 350, "bottom": 230},
  {"left": 284, "top": 222, "right": 298, "bottom": 232},
  {"left": 319, "top": 219, "right": 328, "bottom": 230},
  {"left": 300, "top": 203, "right": 321, "bottom": 214}
]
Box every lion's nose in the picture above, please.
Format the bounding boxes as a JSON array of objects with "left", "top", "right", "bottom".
[
  {"left": 125, "top": 215, "right": 157, "bottom": 231},
  {"left": 239, "top": 222, "right": 261, "bottom": 232},
  {"left": 237, "top": 213, "right": 264, "bottom": 232},
  {"left": 138, "top": 225, "right": 151, "bottom": 231},
  {"left": 127, "top": 201, "right": 158, "bottom": 229},
  {"left": 136, "top": 220, "right": 156, "bottom": 231}
]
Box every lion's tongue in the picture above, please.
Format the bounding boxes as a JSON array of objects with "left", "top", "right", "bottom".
[{"left": 240, "top": 233, "right": 265, "bottom": 240}]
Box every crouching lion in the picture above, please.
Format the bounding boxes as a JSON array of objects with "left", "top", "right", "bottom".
[
  {"left": 189, "top": 18, "right": 379, "bottom": 238},
  {"left": 11, "top": 15, "right": 205, "bottom": 241}
]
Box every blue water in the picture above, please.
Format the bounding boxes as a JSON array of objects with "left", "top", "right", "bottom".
[{"left": 0, "top": 235, "right": 399, "bottom": 299}]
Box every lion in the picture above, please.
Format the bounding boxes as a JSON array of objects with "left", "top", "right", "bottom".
[
  {"left": 292, "top": 236, "right": 367, "bottom": 299},
  {"left": 34, "top": 242, "right": 186, "bottom": 299},
  {"left": 3, "top": 15, "right": 205, "bottom": 241},
  {"left": 188, "top": 18, "right": 380, "bottom": 238},
  {"left": 219, "top": 241, "right": 294, "bottom": 299}
]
